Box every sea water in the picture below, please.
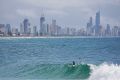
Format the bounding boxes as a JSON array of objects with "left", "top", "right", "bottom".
[{"left": 0, "top": 37, "right": 120, "bottom": 80}]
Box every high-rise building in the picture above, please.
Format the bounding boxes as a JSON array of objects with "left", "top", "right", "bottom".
[
  {"left": 86, "top": 17, "right": 93, "bottom": 36},
  {"left": 78, "top": 28, "right": 86, "bottom": 36},
  {"left": 70, "top": 28, "right": 76, "bottom": 36},
  {"left": 61, "top": 27, "right": 68, "bottom": 36},
  {"left": 46, "top": 24, "right": 50, "bottom": 35},
  {"left": 0, "top": 24, "right": 5, "bottom": 36},
  {"left": 43, "top": 24, "right": 51, "bottom": 36},
  {"left": 66, "top": 27, "right": 70, "bottom": 36},
  {"left": 20, "top": 23, "right": 24, "bottom": 36},
  {"left": 105, "top": 24, "right": 111, "bottom": 36},
  {"left": 57, "top": 26, "right": 62, "bottom": 36},
  {"left": 5, "top": 24, "right": 12, "bottom": 36},
  {"left": 23, "top": 19, "right": 30, "bottom": 35},
  {"left": 90, "top": 17, "right": 93, "bottom": 26},
  {"left": 49, "top": 19, "right": 57, "bottom": 36},
  {"left": 40, "top": 15, "right": 45, "bottom": 36},
  {"left": 42, "top": 24, "right": 49, "bottom": 36},
  {"left": 28, "top": 28, "right": 31, "bottom": 36},
  {"left": 99, "top": 25, "right": 104, "bottom": 36},
  {"left": 51, "top": 19, "right": 57, "bottom": 36},
  {"left": 33, "top": 26, "right": 37, "bottom": 36},
  {"left": 118, "top": 27, "right": 120, "bottom": 36},
  {"left": 112, "top": 26, "right": 119, "bottom": 36},
  {"left": 12, "top": 28, "right": 19, "bottom": 36},
  {"left": 95, "top": 11, "right": 100, "bottom": 36}
]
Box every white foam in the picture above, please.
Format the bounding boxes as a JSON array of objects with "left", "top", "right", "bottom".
[{"left": 89, "top": 63, "right": 120, "bottom": 80}]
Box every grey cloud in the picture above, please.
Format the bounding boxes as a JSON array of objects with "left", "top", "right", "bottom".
[{"left": 0, "top": 0, "right": 120, "bottom": 28}]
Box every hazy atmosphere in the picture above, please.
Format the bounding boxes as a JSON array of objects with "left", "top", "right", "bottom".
[
  {"left": 0, "top": 1, "right": 120, "bottom": 80},
  {"left": 0, "top": 0, "right": 120, "bottom": 28}
]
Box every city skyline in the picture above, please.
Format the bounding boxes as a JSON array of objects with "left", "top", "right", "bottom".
[
  {"left": 0, "top": 11, "right": 120, "bottom": 37},
  {"left": 0, "top": 0, "right": 120, "bottom": 28}
]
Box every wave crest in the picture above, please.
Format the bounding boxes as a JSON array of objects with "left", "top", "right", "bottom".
[
  {"left": 89, "top": 63, "right": 120, "bottom": 80},
  {"left": 15, "top": 64, "right": 91, "bottom": 79}
]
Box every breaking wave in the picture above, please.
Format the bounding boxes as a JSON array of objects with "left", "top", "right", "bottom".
[
  {"left": 0, "top": 63, "right": 120, "bottom": 80},
  {"left": 89, "top": 63, "right": 120, "bottom": 80},
  {"left": 14, "top": 64, "right": 90, "bottom": 79}
]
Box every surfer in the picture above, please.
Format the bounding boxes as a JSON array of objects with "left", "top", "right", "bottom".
[{"left": 72, "top": 61, "right": 75, "bottom": 67}]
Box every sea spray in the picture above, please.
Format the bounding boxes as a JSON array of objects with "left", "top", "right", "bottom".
[{"left": 89, "top": 63, "right": 120, "bottom": 80}]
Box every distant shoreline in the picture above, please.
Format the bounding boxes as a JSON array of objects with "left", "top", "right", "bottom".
[{"left": 0, "top": 36, "right": 120, "bottom": 39}]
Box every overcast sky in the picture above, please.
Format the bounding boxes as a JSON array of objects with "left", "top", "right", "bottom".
[{"left": 0, "top": 0, "right": 120, "bottom": 29}]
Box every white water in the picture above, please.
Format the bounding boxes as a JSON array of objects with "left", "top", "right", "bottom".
[
  {"left": 89, "top": 63, "right": 120, "bottom": 80},
  {"left": 0, "top": 63, "right": 120, "bottom": 80}
]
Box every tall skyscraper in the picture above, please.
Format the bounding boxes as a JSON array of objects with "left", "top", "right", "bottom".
[
  {"left": 46, "top": 24, "right": 50, "bottom": 35},
  {"left": 43, "top": 24, "right": 50, "bottom": 36},
  {"left": 50, "top": 19, "right": 57, "bottom": 36},
  {"left": 118, "top": 27, "right": 120, "bottom": 36},
  {"left": 40, "top": 15, "right": 45, "bottom": 36},
  {"left": 23, "top": 19, "right": 30, "bottom": 35},
  {"left": 89, "top": 17, "right": 93, "bottom": 26},
  {"left": 28, "top": 28, "right": 31, "bottom": 35},
  {"left": 86, "top": 17, "right": 93, "bottom": 36},
  {"left": 33, "top": 26, "right": 37, "bottom": 36},
  {"left": 57, "top": 26, "right": 62, "bottom": 36},
  {"left": 0, "top": 24, "right": 5, "bottom": 36},
  {"left": 52, "top": 19, "right": 57, "bottom": 35},
  {"left": 20, "top": 23, "right": 24, "bottom": 35},
  {"left": 5, "top": 24, "right": 11, "bottom": 36},
  {"left": 112, "top": 26, "right": 119, "bottom": 36},
  {"left": 95, "top": 11, "right": 100, "bottom": 36},
  {"left": 105, "top": 24, "right": 111, "bottom": 36}
]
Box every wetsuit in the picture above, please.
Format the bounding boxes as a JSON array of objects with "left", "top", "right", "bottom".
[{"left": 73, "top": 61, "right": 75, "bottom": 65}]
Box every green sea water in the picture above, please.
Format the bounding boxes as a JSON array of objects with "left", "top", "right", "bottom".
[{"left": 0, "top": 37, "right": 120, "bottom": 80}]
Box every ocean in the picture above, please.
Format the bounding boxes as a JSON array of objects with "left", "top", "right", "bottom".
[{"left": 0, "top": 37, "right": 120, "bottom": 80}]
